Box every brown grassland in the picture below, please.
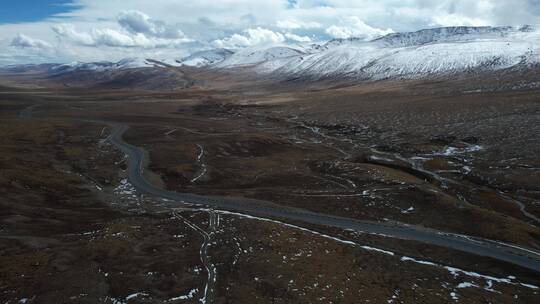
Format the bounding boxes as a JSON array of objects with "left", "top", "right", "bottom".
[{"left": 0, "top": 76, "right": 539, "bottom": 303}]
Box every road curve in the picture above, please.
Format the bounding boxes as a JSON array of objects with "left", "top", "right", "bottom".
[{"left": 107, "top": 123, "right": 540, "bottom": 273}]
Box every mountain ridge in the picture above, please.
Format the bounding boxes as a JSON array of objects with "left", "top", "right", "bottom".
[{"left": 2, "top": 25, "right": 539, "bottom": 87}]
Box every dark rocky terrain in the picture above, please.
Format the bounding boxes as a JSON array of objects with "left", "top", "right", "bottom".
[{"left": 0, "top": 70, "right": 539, "bottom": 303}]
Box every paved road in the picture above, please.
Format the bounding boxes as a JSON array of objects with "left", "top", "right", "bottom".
[{"left": 107, "top": 123, "right": 540, "bottom": 273}]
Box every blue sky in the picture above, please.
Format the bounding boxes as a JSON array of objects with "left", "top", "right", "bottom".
[
  {"left": 1, "top": 0, "right": 539, "bottom": 65},
  {"left": 0, "top": 0, "right": 79, "bottom": 23}
]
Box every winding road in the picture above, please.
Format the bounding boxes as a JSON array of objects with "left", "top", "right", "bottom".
[{"left": 105, "top": 122, "right": 540, "bottom": 273}]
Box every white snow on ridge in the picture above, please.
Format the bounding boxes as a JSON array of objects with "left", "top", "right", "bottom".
[
  {"left": 214, "top": 25, "right": 540, "bottom": 80},
  {"left": 260, "top": 39, "right": 538, "bottom": 79},
  {"left": 372, "top": 26, "right": 532, "bottom": 47},
  {"left": 365, "top": 41, "right": 534, "bottom": 76},
  {"left": 178, "top": 48, "right": 233, "bottom": 67},
  {"left": 35, "top": 26, "right": 540, "bottom": 81},
  {"left": 215, "top": 45, "right": 305, "bottom": 68},
  {"left": 268, "top": 44, "right": 395, "bottom": 77},
  {"left": 49, "top": 58, "right": 151, "bottom": 74},
  {"left": 114, "top": 57, "right": 154, "bottom": 69},
  {"left": 48, "top": 57, "right": 183, "bottom": 75},
  {"left": 50, "top": 61, "right": 112, "bottom": 73}
]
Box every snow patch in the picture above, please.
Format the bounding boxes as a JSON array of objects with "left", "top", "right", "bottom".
[
  {"left": 166, "top": 288, "right": 198, "bottom": 302},
  {"left": 125, "top": 292, "right": 148, "bottom": 301},
  {"left": 457, "top": 282, "right": 479, "bottom": 288},
  {"left": 114, "top": 179, "right": 137, "bottom": 198}
]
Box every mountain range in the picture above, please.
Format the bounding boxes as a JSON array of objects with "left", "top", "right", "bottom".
[{"left": 2, "top": 26, "right": 540, "bottom": 88}]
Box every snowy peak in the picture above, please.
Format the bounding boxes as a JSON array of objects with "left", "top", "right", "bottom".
[
  {"left": 47, "top": 57, "right": 176, "bottom": 75},
  {"left": 316, "top": 26, "right": 535, "bottom": 49},
  {"left": 216, "top": 46, "right": 305, "bottom": 68},
  {"left": 114, "top": 57, "right": 155, "bottom": 69},
  {"left": 225, "top": 25, "right": 540, "bottom": 81},
  {"left": 323, "top": 37, "right": 369, "bottom": 49},
  {"left": 4, "top": 25, "right": 539, "bottom": 85},
  {"left": 178, "top": 48, "right": 233, "bottom": 67},
  {"left": 50, "top": 61, "right": 114, "bottom": 74},
  {"left": 373, "top": 26, "right": 535, "bottom": 47},
  {"left": 50, "top": 58, "right": 148, "bottom": 74}
]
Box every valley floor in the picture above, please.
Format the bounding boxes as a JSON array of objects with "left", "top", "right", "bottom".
[{"left": 1, "top": 79, "right": 539, "bottom": 303}]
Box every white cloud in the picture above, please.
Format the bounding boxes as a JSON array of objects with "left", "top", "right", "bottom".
[
  {"left": 285, "top": 32, "right": 312, "bottom": 42},
  {"left": 117, "top": 10, "right": 185, "bottom": 39},
  {"left": 52, "top": 24, "right": 95, "bottom": 45},
  {"left": 213, "top": 27, "right": 285, "bottom": 48},
  {"left": 52, "top": 23, "right": 191, "bottom": 48},
  {"left": 215, "top": 28, "right": 312, "bottom": 48},
  {"left": 3, "top": 34, "right": 59, "bottom": 65},
  {"left": 325, "top": 16, "right": 393, "bottom": 40},
  {"left": 276, "top": 19, "right": 321, "bottom": 29},
  {"left": 10, "top": 34, "right": 52, "bottom": 49},
  {"left": 92, "top": 28, "right": 142, "bottom": 47}
]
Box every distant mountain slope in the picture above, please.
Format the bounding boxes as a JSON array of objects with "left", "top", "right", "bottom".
[
  {"left": 228, "top": 26, "right": 540, "bottom": 80},
  {"left": 267, "top": 39, "right": 536, "bottom": 80},
  {"left": 177, "top": 48, "right": 233, "bottom": 67},
  {"left": 0, "top": 58, "right": 193, "bottom": 90},
  {"left": 2, "top": 26, "right": 539, "bottom": 90},
  {"left": 372, "top": 26, "right": 534, "bottom": 47},
  {"left": 215, "top": 45, "right": 305, "bottom": 68},
  {"left": 48, "top": 58, "right": 173, "bottom": 75}
]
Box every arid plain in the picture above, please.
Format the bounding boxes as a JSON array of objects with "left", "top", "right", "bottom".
[{"left": 1, "top": 70, "right": 540, "bottom": 303}]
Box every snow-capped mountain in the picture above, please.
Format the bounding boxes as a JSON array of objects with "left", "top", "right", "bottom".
[
  {"left": 3, "top": 26, "right": 539, "bottom": 86},
  {"left": 202, "top": 26, "right": 540, "bottom": 81},
  {"left": 47, "top": 57, "right": 182, "bottom": 75},
  {"left": 177, "top": 48, "right": 233, "bottom": 67},
  {"left": 48, "top": 58, "right": 149, "bottom": 75},
  {"left": 372, "top": 26, "right": 534, "bottom": 47},
  {"left": 215, "top": 45, "right": 306, "bottom": 68}
]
